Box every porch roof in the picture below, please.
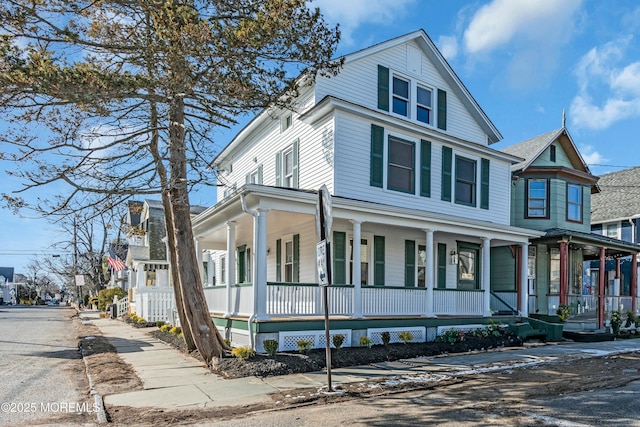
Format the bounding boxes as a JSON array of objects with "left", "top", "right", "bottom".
[
  {"left": 192, "top": 184, "right": 544, "bottom": 245},
  {"left": 533, "top": 228, "right": 640, "bottom": 259}
]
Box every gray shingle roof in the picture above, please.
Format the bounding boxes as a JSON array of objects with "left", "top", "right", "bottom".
[
  {"left": 591, "top": 166, "right": 640, "bottom": 223},
  {"left": 500, "top": 128, "right": 562, "bottom": 171}
]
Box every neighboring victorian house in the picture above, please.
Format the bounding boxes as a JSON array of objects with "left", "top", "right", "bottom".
[
  {"left": 191, "top": 30, "right": 543, "bottom": 352},
  {"left": 590, "top": 166, "right": 640, "bottom": 316},
  {"left": 500, "top": 126, "right": 639, "bottom": 329}
]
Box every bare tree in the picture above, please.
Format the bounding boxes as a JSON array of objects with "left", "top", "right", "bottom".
[{"left": 0, "top": 0, "right": 341, "bottom": 364}]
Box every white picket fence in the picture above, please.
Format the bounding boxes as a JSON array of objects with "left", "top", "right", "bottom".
[{"left": 133, "top": 286, "right": 175, "bottom": 323}]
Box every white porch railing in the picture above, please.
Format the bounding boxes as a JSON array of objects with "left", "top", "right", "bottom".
[
  {"left": 266, "top": 283, "right": 353, "bottom": 316},
  {"left": 264, "top": 283, "right": 485, "bottom": 317},
  {"left": 433, "top": 289, "right": 484, "bottom": 316},
  {"left": 134, "top": 286, "right": 175, "bottom": 323},
  {"left": 204, "top": 286, "right": 227, "bottom": 314},
  {"left": 117, "top": 296, "right": 129, "bottom": 317},
  {"left": 203, "top": 284, "right": 255, "bottom": 316},
  {"left": 362, "top": 286, "right": 427, "bottom": 315}
]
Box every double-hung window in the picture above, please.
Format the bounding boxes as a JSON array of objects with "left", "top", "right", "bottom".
[
  {"left": 606, "top": 223, "right": 619, "bottom": 239},
  {"left": 387, "top": 137, "right": 415, "bottom": 193},
  {"left": 392, "top": 76, "right": 410, "bottom": 116},
  {"left": 567, "top": 184, "right": 582, "bottom": 222},
  {"left": 416, "top": 86, "right": 432, "bottom": 125},
  {"left": 349, "top": 239, "right": 369, "bottom": 285},
  {"left": 454, "top": 156, "right": 476, "bottom": 206},
  {"left": 283, "top": 148, "right": 294, "bottom": 188},
  {"left": 284, "top": 240, "right": 293, "bottom": 282},
  {"left": 527, "top": 179, "right": 548, "bottom": 218}
]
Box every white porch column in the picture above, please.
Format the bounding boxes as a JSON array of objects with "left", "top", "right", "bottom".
[
  {"left": 254, "top": 208, "right": 269, "bottom": 320},
  {"left": 136, "top": 264, "right": 145, "bottom": 288},
  {"left": 195, "top": 237, "right": 204, "bottom": 284},
  {"left": 425, "top": 229, "right": 436, "bottom": 317},
  {"left": 482, "top": 237, "right": 492, "bottom": 317},
  {"left": 225, "top": 221, "right": 236, "bottom": 317},
  {"left": 205, "top": 251, "right": 214, "bottom": 286},
  {"left": 520, "top": 243, "right": 529, "bottom": 317},
  {"left": 351, "top": 220, "right": 363, "bottom": 318}
]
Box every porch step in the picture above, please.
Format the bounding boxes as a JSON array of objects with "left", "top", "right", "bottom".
[{"left": 509, "top": 321, "right": 551, "bottom": 342}]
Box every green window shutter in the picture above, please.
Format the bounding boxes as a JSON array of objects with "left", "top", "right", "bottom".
[
  {"left": 237, "top": 246, "right": 246, "bottom": 283},
  {"left": 374, "top": 235, "right": 385, "bottom": 286},
  {"left": 481, "top": 158, "right": 490, "bottom": 210},
  {"left": 441, "top": 146, "right": 452, "bottom": 202},
  {"left": 437, "top": 89, "right": 447, "bottom": 131},
  {"left": 437, "top": 243, "right": 447, "bottom": 289},
  {"left": 333, "top": 231, "right": 346, "bottom": 285},
  {"left": 292, "top": 234, "right": 300, "bottom": 282},
  {"left": 377, "top": 65, "right": 389, "bottom": 111},
  {"left": 276, "top": 239, "right": 282, "bottom": 282},
  {"left": 257, "top": 164, "right": 263, "bottom": 184},
  {"left": 292, "top": 139, "right": 299, "bottom": 189},
  {"left": 404, "top": 240, "right": 415, "bottom": 287},
  {"left": 275, "top": 150, "right": 282, "bottom": 186},
  {"left": 420, "top": 139, "right": 431, "bottom": 197},
  {"left": 370, "top": 124, "right": 384, "bottom": 188}
]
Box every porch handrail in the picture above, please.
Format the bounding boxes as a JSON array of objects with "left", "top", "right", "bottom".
[
  {"left": 267, "top": 282, "right": 354, "bottom": 288},
  {"left": 490, "top": 291, "right": 518, "bottom": 315}
]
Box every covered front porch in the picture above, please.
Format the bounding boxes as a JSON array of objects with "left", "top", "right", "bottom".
[
  {"left": 531, "top": 229, "right": 640, "bottom": 330},
  {"left": 191, "top": 185, "right": 543, "bottom": 348}
]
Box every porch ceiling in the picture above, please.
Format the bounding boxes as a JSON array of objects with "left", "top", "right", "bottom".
[{"left": 534, "top": 228, "right": 640, "bottom": 259}]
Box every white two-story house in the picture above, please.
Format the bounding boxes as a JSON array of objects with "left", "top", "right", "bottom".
[{"left": 192, "top": 30, "right": 544, "bottom": 351}]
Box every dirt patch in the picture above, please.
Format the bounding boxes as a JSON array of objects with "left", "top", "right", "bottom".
[{"left": 76, "top": 316, "right": 143, "bottom": 396}]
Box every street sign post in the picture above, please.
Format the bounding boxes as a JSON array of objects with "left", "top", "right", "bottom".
[{"left": 316, "top": 186, "right": 333, "bottom": 391}]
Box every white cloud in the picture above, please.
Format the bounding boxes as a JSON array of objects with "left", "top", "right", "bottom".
[
  {"left": 313, "top": 0, "right": 417, "bottom": 46},
  {"left": 578, "top": 144, "right": 606, "bottom": 166},
  {"left": 437, "top": 35, "right": 458, "bottom": 60},
  {"left": 463, "top": 0, "right": 582, "bottom": 54},
  {"left": 570, "top": 38, "right": 640, "bottom": 130}
]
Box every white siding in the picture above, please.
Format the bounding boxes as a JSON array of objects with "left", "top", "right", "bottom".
[
  {"left": 315, "top": 40, "right": 488, "bottom": 145},
  {"left": 333, "top": 112, "right": 512, "bottom": 225}
]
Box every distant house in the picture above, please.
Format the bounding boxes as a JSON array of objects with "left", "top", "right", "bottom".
[
  {"left": 0, "top": 267, "right": 15, "bottom": 304},
  {"left": 590, "top": 167, "right": 640, "bottom": 313},
  {"left": 123, "top": 199, "right": 206, "bottom": 322},
  {"left": 191, "top": 30, "right": 543, "bottom": 351},
  {"left": 501, "top": 126, "right": 639, "bottom": 328}
]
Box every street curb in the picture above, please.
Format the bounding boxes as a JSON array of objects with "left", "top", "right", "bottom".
[{"left": 78, "top": 314, "right": 109, "bottom": 424}]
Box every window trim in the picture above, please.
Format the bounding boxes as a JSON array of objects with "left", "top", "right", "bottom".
[
  {"left": 416, "top": 85, "right": 433, "bottom": 125},
  {"left": 566, "top": 183, "right": 583, "bottom": 223},
  {"left": 454, "top": 155, "right": 477, "bottom": 207},
  {"left": 605, "top": 223, "right": 619, "bottom": 239},
  {"left": 392, "top": 75, "right": 410, "bottom": 117},
  {"left": 220, "top": 255, "right": 226, "bottom": 285},
  {"left": 349, "top": 235, "right": 372, "bottom": 286},
  {"left": 387, "top": 135, "right": 415, "bottom": 194},
  {"left": 457, "top": 242, "right": 480, "bottom": 290},
  {"left": 525, "top": 178, "right": 550, "bottom": 219},
  {"left": 281, "top": 113, "right": 293, "bottom": 132}
]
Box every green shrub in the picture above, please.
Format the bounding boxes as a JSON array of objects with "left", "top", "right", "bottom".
[
  {"left": 398, "top": 331, "right": 414, "bottom": 344},
  {"left": 625, "top": 310, "right": 637, "bottom": 328},
  {"left": 296, "top": 339, "right": 313, "bottom": 353},
  {"left": 160, "top": 324, "right": 171, "bottom": 332},
  {"left": 156, "top": 321, "right": 165, "bottom": 328},
  {"left": 169, "top": 326, "right": 181, "bottom": 335},
  {"left": 380, "top": 331, "right": 391, "bottom": 346},
  {"left": 263, "top": 339, "right": 279, "bottom": 356},
  {"left": 331, "top": 334, "right": 345, "bottom": 349},
  {"left": 232, "top": 346, "right": 256, "bottom": 360},
  {"left": 224, "top": 339, "right": 231, "bottom": 347},
  {"left": 359, "top": 336, "right": 372, "bottom": 348},
  {"left": 436, "top": 329, "right": 465, "bottom": 344},
  {"left": 556, "top": 304, "right": 570, "bottom": 322},
  {"left": 610, "top": 309, "right": 623, "bottom": 334},
  {"left": 97, "top": 288, "right": 127, "bottom": 311}
]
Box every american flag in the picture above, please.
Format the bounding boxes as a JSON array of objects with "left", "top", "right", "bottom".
[{"left": 108, "top": 246, "right": 127, "bottom": 271}]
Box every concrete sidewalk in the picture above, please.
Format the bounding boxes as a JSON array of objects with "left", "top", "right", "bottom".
[{"left": 79, "top": 311, "right": 640, "bottom": 412}]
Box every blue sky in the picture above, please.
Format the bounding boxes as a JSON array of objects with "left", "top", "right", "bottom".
[{"left": 2, "top": 0, "right": 640, "bottom": 274}]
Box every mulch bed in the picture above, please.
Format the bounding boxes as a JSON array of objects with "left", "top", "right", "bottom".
[{"left": 149, "top": 328, "right": 523, "bottom": 379}]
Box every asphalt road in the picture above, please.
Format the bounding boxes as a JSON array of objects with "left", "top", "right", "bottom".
[{"left": 0, "top": 305, "right": 92, "bottom": 426}]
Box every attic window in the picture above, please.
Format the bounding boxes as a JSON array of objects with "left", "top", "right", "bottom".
[
  {"left": 550, "top": 145, "right": 556, "bottom": 162},
  {"left": 282, "top": 114, "right": 292, "bottom": 132}
]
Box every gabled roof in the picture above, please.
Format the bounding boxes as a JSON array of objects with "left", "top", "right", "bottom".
[
  {"left": 500, "top": 127, "right": 591, "bottom": 174},
  {"left": 211, "top": 29, "right": 502, "bottom": 166},
  {"left": 343, "top": 29, "right": 501, "bottom": 144},
  {"left": 591, "top": 167, "right": 640, "bottom": 224}
]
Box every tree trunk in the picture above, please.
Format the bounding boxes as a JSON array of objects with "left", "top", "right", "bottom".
[
  {"left": 161, "top": 193, "right": 197, "bottom": 352},
  {"left": 168, "top": 95, "right": 229, "bottom": 364}
]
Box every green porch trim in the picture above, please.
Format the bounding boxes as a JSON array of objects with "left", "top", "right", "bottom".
[{"left": 211, "top": 316, "right": 254, "bottom": 332}]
